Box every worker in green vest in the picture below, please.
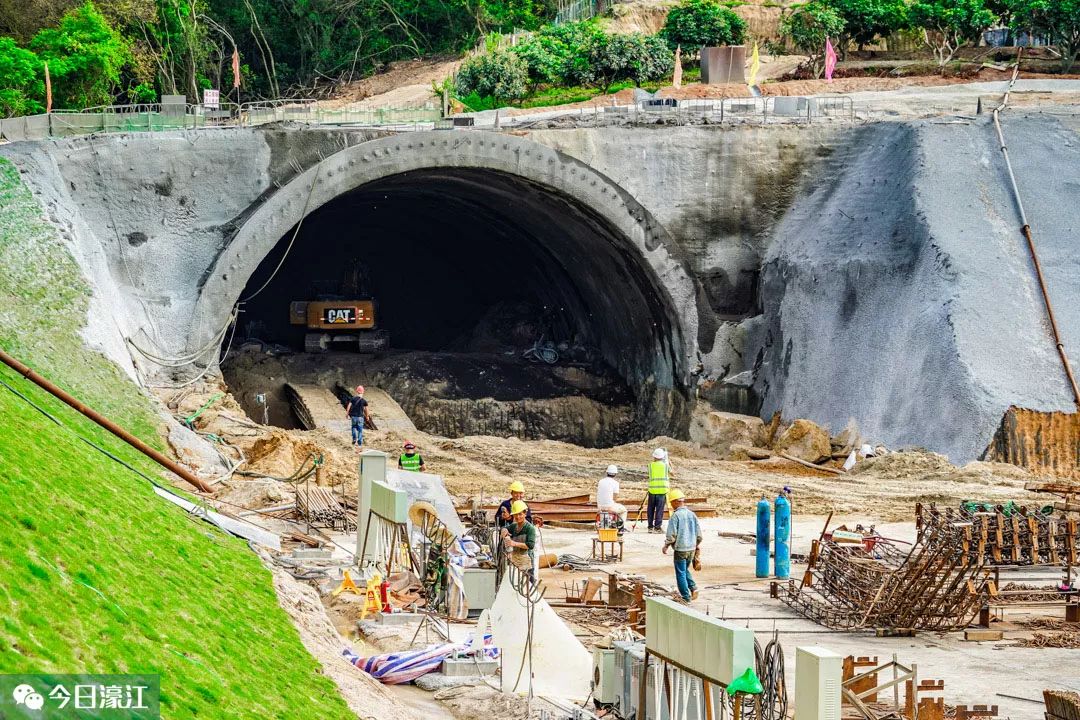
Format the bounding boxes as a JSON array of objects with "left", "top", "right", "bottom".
[
  {"left": 398, "top": 441, "right": 426, "bottom": 472},
  {"left": 646, "top": 447, "right": 670, "bottom": 533}
]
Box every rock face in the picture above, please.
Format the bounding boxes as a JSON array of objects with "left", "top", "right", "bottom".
[
  {"left": 773, "top": 419, "right": 832, "bottom": 463},
  {"left": 690, "top": 410, "right": 766, "bottom": 455}
]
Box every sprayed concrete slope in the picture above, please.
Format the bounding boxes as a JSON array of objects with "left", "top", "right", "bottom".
[
  {"left": 754, "top": 114, "right": 1080, "bottom": 462},
  {"left": 0, "top": 115, "right": 1076, "bottom": 461}
]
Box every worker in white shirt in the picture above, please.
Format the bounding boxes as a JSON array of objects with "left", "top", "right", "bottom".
[{"left": 597, "top": 464, "right": 628, "bottom": 533}]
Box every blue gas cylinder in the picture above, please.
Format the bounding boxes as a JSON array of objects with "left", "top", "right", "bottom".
[
  {"left": 755, "top": 497, "right": 771, "bottom": 578},
  {"left": 774, "top": 493, "right": 791, "bottom": 579}
]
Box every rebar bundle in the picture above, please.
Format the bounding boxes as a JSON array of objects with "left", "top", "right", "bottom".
[
  {"left": 783, "top": 517, "right": 991, "bottom": 631},
  {"left": 918, "top": 502, "right": 1079, "bottom": 567}
]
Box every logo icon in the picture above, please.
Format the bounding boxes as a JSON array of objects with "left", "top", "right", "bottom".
[{"left": 12, "top": 683, "right": 45, "bottom": 710}]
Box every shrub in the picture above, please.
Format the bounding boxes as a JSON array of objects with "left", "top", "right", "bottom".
[
  {"left": 511, "top": 21, "right": 606, "bottom": 85},
  {"left": 661, "top": 0, "right": 748, "bottom": 51},
  {"left": 455, "top": 48, "right": 529, "bottom": 104},
  {"left": 780, "top": 2, "right": 846, "bottom": 77},
  {"left": 0, "top": 38, "right": 44, "bottom": 117},
  {"left": 585, "top": 32, "right": 675, "bottom": 92}
]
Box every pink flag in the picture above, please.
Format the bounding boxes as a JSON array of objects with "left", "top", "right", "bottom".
[
  {"left": 824, "top": 38, "right": 837, "bottom": 82},
  {"left": 232, "top": 47, "right": 241, "bottom": 89}
]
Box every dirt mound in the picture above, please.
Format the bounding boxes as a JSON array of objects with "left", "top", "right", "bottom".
[
  {"left": 851, "top": 449, "right": 956, "bottom": 480},
  {"left": 247, "top": 429, "right": 326, "bottom": 478},
  {"left": 325, "top": 57, "right": 459, "bottom": 109}
]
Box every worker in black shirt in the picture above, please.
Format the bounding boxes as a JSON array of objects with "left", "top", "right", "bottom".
[{"left": 344, "top": 385, "right": 373, "bottom": 450}]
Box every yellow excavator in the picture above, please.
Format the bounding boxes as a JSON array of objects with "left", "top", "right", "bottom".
[{"left": 289, "top": 262, "right": 389, "bottom": 353}]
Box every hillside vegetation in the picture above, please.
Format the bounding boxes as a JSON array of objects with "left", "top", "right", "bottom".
[{"left": 0, "top": 157, "right": 354, "bottom": 718}]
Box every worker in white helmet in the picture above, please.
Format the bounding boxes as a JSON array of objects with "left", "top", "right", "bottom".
[
  {"left": 646, "top": 448, "right": 671, "bottom": 533},
  {"left": 597, "top": 464, "right": 627, "bottom": 533}
]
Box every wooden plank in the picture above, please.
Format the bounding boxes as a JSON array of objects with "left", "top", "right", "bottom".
[{"left": 964, "top": 629, "right": 1003, "bottom": 641}]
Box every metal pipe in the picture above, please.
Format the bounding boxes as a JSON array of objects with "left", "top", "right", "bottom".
[
  {"left": 0, "top": 348, "right": 216, "bottom": 493},
  {"left": 992, "top": 51, "right": 1080, "bottom": 410}
]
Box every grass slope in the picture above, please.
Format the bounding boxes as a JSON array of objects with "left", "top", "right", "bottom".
[{"left": 0, "top": 157, "right": 355, "bottom": 719}]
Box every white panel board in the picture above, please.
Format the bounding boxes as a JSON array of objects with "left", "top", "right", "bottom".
[
  {"left": 386, "top": 468, "right": 465, "bottom": 537},
  {"left": 645, "top": 597, "right": 754, "bottom": 685}
]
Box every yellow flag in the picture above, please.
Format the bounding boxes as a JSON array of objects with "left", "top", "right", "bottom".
[{"left": 748, "top": 42, "right": 761, "bottom": 88}]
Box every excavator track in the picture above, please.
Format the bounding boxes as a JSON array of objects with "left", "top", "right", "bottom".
[{"left": 284, "top": 384, "right": 349, "bottom": 433}]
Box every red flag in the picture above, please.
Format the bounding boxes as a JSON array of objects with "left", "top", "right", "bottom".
[
  {"left": 232, "top": 47, "right": 241, "bottom": 89},
  {"left": 824, "top": 38, "right": 837, "bottom": 82},
  {"left": 44, "top": 61, "right": 52, "bottom": 112}
]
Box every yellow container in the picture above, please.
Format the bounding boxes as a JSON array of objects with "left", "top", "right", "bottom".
[{"left": 597, "top": 528, "right": 619, "bottom": 542}]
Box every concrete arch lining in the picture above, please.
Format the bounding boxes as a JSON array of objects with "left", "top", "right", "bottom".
[{"left": 191, "top": 130, "right": 700, "bottom": 433}]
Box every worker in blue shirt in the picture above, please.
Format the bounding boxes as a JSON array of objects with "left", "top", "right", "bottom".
[{"left": 662, "top": 489, "right": 701, "bottom": 602}]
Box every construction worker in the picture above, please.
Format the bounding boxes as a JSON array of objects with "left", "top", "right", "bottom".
[
  {"left": 646, "top": 448, "right": 670, "bottom": 533},
  {"left": 661, "top": 489, "right": 701, "bottom": 602},
  {"left": 597, "top": 464, "right": 627, "bottom": 532},
  {"left": 398, "top": 441, "right": 426, "bottom": 472},
  {"left": 497, "top": 481, "right": 533, "bottom": 528},
  {"left": 345, "top": 385, "right": 373, "bottom": 450},
  {"left": 500, "top": 500, "right": 537, "bottom": 581}
]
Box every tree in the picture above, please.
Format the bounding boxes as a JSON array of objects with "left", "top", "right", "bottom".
[
  {"left": 30, "top": 2, "right": 130, "bottom": 108},
  {"left": 825, "top": 0, "right": 909, "bottom": 57},
  {"left": 0, "top": 37, "right": 45, "bottom": 116},
  {"left": 455, "top": 48, "right": 528, "bottom": 104},
  {"left": 908, "top": 0, "right": 997, "bottom": 67},
  {"left": 660, "top": 0, "right": 747, "bottom": 52},
  {"left": 1008, "top": 0, "right": 1080, "bottom": 72},
  {"left": 585, "top": 32, "right": 674, "bottom": 93},
  {"left": 780, "top": 2, "right": 845, "bottom": 77}
]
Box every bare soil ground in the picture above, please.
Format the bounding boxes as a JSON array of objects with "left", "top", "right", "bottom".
[{"left": 161, "top": 379, "right": 1041, "bottom": 524}]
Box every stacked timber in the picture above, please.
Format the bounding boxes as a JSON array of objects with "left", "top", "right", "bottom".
[{"left": 461, "top": 493, "right": 718, "bottom": 523}]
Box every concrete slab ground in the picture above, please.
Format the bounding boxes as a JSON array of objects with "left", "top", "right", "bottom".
[{"left": 535, "top": 514, "right": 1080, "bottom": 719}]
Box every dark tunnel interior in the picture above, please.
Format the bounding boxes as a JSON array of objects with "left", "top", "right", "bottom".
[{"left": 228, "top": 168, "right": 687, "bottom": 440}]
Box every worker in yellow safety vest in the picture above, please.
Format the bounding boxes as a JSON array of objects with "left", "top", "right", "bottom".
[
  {"left": 397, "top": 441, "right": 426, "bottom": 472},
  {"left": 646, "top": 447, "right": 670, "bottom": 533}
]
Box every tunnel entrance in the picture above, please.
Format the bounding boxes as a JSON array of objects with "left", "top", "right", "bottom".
[{"left": 219, "top": 166, "right": 687, "bottom": 447}]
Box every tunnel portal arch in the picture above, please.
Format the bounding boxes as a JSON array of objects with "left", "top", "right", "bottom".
[{"left": 192, "top": 131, "right": 700, "bottom": 434}]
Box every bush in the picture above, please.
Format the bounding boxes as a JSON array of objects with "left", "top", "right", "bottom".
[
  {"left": 661, "top": 0, "right": 748, "bottom": 51},
  {"left": 29, "top": 2, "right": 130, "bottom": 109},
  {"left": 455, "top": 49, "right": 529, "bottom": 104},
  {"left": 511, "top": 20, "right": 605, "bottom": 85},
  {"left": 780, "top": 2, "right": 846, "bottom": 77},
  {"left": 585, "top": 32, "right": 675, "bottom": 92},
  {"left": 0, "top": 38, "right": 44, "bottom": 117}
]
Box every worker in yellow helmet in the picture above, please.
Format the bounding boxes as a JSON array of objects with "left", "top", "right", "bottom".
[
  {"left": 646, "top": 447, "right": 671, "bottom": 533},
  {"left": 661, "top": 489, "right": 701, "bottom": 602},
  {"left": 500, "top": 500, "right": 537, "bottom": 581},
  {"left": 497, "top": 480, "right": 532, "bottom": 528}
]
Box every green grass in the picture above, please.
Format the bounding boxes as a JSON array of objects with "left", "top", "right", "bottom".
[
  {"left": 0, "top": 158, "right": 161, "bottom": 444},
  {"left": 0, "top": 157, "right": 355, "bottom": 718}
]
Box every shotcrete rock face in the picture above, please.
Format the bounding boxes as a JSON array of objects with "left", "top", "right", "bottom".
[{"left": 231, "top": 167, "right": 690, "bottom": 437}]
